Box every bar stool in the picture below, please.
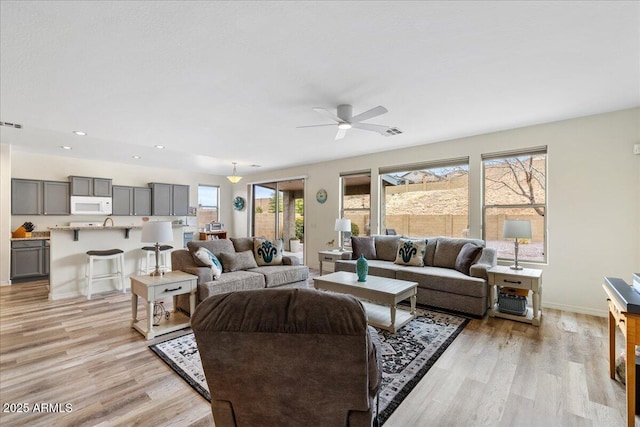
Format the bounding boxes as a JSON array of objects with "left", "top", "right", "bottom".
[
  {"left": 86, "top": 249, "right": 125, "bottom": 300},
  {"left": 139, "top": 245, "right": 173, "bottom": 275}
]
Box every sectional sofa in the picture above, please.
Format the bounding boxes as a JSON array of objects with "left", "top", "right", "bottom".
[
  {"left": 171, "top": 237, "right": 309, "bottom": 314},
  {"left": 335, "top": 235, "right": 497, "bottom": 316}
]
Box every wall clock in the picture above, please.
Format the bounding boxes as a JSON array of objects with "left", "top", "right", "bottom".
[
  {"left": 316, "top": 189, "right": 327, "bottom": 204},
  {"left": 233, "top": 196, "right": 245, "bottom": 211}
]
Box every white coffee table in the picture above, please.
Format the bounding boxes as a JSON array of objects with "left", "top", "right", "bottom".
[{"left": 313, "top": 271, "right": 418, "bottom": 333}]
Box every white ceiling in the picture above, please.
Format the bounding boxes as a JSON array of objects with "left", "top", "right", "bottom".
[{"left": 1, "top": 1, "right": 638, "bottom": 177}]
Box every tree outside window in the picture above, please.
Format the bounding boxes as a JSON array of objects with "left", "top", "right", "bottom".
[{"left": 483, "top": 151, "right": 547, "bottom": 263}]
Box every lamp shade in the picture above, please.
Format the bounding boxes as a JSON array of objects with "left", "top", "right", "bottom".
[
  {"left": 502, "top": 219, "right": 532, "bottom": 239},
  {"left": 141, "top": 221, "right": 173, "bottom": 243},
  {"left": 335, "top": 218, "right": 352, "bottom": 232}
]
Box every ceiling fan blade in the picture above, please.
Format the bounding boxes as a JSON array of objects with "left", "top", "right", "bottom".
[
  {"left": 335, "top": 128, "right": 347, "bottom": 140},
  {"left": 296, "top": 124, "right": 335, "bottom": 128},
  {"left": 312, "top": 107, "right": 341, "bottom": 123},
  {"left": 351, "top": 122, "right": 390, "bottom": 135},
  {"left": 351, "top": 106, "right": 388, "bottom": 123}
]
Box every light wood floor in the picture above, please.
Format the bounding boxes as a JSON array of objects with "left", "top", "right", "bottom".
[{"left": 0, "top": 277, "right": 630, "bottom": 426}]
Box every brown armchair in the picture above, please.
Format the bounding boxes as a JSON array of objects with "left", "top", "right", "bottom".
[{"left": 191, "top": 288, "right": 381, "bottom": 427}]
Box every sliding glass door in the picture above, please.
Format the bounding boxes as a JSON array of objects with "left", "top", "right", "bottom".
[{"left": 252, "top": 179, "right": 305, "bottom": 258}]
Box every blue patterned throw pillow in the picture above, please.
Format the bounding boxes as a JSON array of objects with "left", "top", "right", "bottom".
[
  {"left": 194, "top": 247, "right": 222, "bottom": 279},
  {"left": 253, "top": 238, "right": 284, "bottom": 266},
  {"left": 394, "top": 238, "right": 427, "bottom": 267}
]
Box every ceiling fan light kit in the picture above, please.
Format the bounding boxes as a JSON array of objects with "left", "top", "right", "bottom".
[{"left": 298, "top": 104, "right": 400, "bottom": 140}]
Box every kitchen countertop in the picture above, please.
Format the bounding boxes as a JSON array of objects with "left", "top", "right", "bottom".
[
  {"left": 48, "top": 224, "right": 187, "bottom": 230},
  {"left": 11, "top": 237, "right": 50, "bottom": 241},
  {"left": 49, "top": 225, "right": 141, "bottom": 230}
]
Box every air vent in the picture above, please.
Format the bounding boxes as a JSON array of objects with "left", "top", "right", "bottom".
[
  {"left": 385, "top": 127, "right": 402, "bottom": 136},
  {"left": 0, "top": 121, "right": 23, "bottom": 129}
]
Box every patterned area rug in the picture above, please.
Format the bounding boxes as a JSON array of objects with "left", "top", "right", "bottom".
[{"left": 150, "top": 308, "right": 468, "bottom": 425}]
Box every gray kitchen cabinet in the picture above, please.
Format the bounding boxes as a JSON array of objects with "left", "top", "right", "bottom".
[
  {"left": 43, "top": 181, "right": 70, "bottom": 215},
  {"left": 133, "top": 187, "right": 151, "bottom": 216},
  {"left": 149, "top": 183, "right": 189, "bottom": 216},
  {"left": 11, "top": 240, "right": 46, "bottom": 280},
  {"left": 93, "top": 178, "right": 112, "bottom": 197},
  {"left": 43, "top": 242, "right": 50, "bottom": 275},
  {"left": 11, "top": 179, "right": 42, "bottom": 215},
  {"left": 70, "top": 176, "right": 112, "bottom": 197},
  {"left": 12, "top": 179, "right": 69, "bottom": 215},
  {"left": 112, "top": 186, "right": 134, "bottom": 215},
  {"left": 113, "top": 186, "right": 151, "bottom": 216},
  {"left": 172, "top": 185, "right": 189, "bottom": 216},
  {"left": 149, "top": 183, "right": 172, "bottom": 215}
]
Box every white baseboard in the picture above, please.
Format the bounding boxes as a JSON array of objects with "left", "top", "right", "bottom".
[
  {"left": 0, "top": 280, "right": 11, "bottom": 286},
  {"left": 542, "top": 301, "right": 608, "bottom": 318}
]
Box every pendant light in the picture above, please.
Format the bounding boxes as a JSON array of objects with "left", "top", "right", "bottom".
[{"left": 227, "top": 162, "right": 242, "bottom": 183}]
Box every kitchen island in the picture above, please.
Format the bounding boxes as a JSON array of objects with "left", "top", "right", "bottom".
[{"left": 48, "top": 224, "right": 185, "bottom": 300}]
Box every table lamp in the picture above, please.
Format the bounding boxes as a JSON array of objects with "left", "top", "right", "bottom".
[
  {"left": 502, "top": 219, "right": 532, "bottom": 270},
  {"left": 334, "top": 218, "right": 351, "bottom": 251},
  {"left": 141, "top": 221, "right": 173, "bottom": 276}
]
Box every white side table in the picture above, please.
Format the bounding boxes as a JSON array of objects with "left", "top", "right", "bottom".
[
  {"left": 487, "top": 265, "right": 543, "bottom": 326},
  {"left": 318, "top": 250, "right": 352, "bottom": 275},
  {"left": 130, "top": 270, "right": 197, "bottom": 340}
]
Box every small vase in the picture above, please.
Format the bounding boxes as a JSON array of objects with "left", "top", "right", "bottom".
[{"left": 356, "top": 254, "right": 368, "bottom": 282}]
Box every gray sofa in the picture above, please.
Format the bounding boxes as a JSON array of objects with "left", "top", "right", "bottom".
[
  {"left": 171, "top": 237, "right": 309, "bottom": 314},
  {"left": 335, "top": 235, "right": 497, "bottom": 317}
]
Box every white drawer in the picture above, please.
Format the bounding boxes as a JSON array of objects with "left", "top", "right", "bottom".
[
  {"left": 494, "top": 274, "right": 533, "bottom": 289},
  {"left": 151, "top": 279, "right": 195, "bottom": 299}
]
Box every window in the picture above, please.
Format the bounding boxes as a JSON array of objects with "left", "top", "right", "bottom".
[
  {"left": 380, "top": 158, "right": 469, "bottom": 237},
  {"left": 197, "top": 185, "right": 219, "bottom": 229},
  {"left": 482, "top": 147, "right": 547, "bottom": 263},
  {"left": 340, "top": 172, "right": 371, "bottom": 249},
  {"left": 251, "top": 179, "right": 305, "bottom": 254}
]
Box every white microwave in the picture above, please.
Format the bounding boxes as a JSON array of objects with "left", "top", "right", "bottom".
[{"left": 70, "top": 196, "right": 112, "bottom": 215}]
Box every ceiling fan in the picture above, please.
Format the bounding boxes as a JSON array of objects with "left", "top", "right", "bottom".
[{"left": 297, "top": 104, "right": 400, "bottom": 140}]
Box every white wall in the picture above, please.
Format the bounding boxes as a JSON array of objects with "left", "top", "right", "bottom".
[
  {"left": 0, "top": 150, "right": 232, "bottom": 286},
  {"left": 2, "top": 109, "right": 638, "bottom": 314},
  {"left": 238, "top": 108, "right": 640, "bottom": 316},
  {"left": 0, "top": 144, "right": 12, "bottom": 285}
]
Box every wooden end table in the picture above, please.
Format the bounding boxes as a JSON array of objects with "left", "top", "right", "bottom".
[
  {"left": 488, "top": 265, "right": 543, "bottom": 326},
  {"left": 130, "top": 270, "right": 197, "bottom": 340}
]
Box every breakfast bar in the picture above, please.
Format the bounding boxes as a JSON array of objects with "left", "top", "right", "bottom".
[{"left": 47, "top": 224, "right": 184, "bottom": 300}]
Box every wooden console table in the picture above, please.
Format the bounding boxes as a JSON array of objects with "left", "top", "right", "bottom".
[
  {"left": 603, "top": 276, "right": 640, "bottom": 427},
  {"left": 199, "top": 230, "right": 227, "bottom": 240}
]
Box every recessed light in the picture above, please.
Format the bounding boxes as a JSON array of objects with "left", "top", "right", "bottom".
[
  {"left": 73, "top": 130, "right": 87, "bottom": 136},
  {"left": 132, "top": 155, "right": 141, "bottom": 159},
  {"left": 154, "top": 145, "right": 165, "bottom": 149},
  {"left": 60, "top": 146, "right": 72, "bottom": 150}
]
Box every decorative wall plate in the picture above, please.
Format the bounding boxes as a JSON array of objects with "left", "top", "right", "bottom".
[
  {"left": 316, "top": 189, "right": 327, "bottom": 204},
  {"left": 233, "top": 196, "right": 245, "bottom": 211}
]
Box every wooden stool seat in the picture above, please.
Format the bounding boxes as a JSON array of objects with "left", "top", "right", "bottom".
[{"left": 85, "top": 249, "right": 125, "bottom": 300}]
